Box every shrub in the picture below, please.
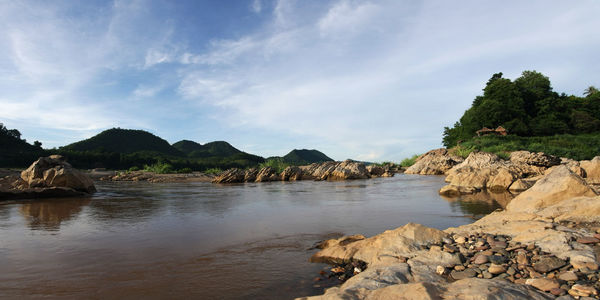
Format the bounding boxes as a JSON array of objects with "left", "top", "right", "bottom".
[
  {"left": 259, "top": 158, "right": 290, "bottom": 173},
  {"left": 204, "top": 168, "right": 222, "bottom": 175},
  {"left": 177, "top": 167, "right": 192, "bottom": 174},
  {"left": 143, "top": 162, "right": 175, "bottom": 174},
  {"left": 128, "top": 166, "right": 140, "bottom": 172}
]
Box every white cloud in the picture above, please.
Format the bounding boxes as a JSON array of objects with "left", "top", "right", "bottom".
[{"left": 251, "top": 0, "right": 262, "bottom": 13}]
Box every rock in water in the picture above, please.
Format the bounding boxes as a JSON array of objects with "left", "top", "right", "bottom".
[
  {"left": 212, "top": 168, "right": 245, "bottom": 183},
  {"left": 20, "top": 155, "right": 95, "bottom": 193}
]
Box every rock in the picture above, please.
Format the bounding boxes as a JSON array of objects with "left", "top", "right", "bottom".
[
  {"left": 212, "top": 168, "right": 245, "bottom": 183},
  {"left": 366, "top": 165, "right": 385, "bottom": 177},
  {"left": 510, "top": 151, "right": 561, "bottom": 168},
  {"left": 577, "top": 236, "right": 600, "bottom": 244},
  {"left": 558, "top": 271, "right": 578, "bottom": 281},
  {"left": 473, "top": 254, "right": 489, "bottom": 264},
  {"left": 328, "top": 160, "right": 370, "bottom": 180},
  {"left": 243, "top": 168, "right": 258, "bottom": 182},
  {"left": 436, "top": 265, "right": 446, "bottom": 275},
  {"left": 443, "top": 278, "right": 553, "bottom": 299},
  {"left": 489, "top": 255, "right": 507, "bottom": 265},
  {"left": 280, "top": 166, "right": 302, "bottom": 181},
  {"left": 533, "top": 256, "right": 567, "bottom": 273},
  {"left": 451, "top": 268, "right": 477, "bottom": 280},
  {"left": 488, "top": 264, "right": 506, "bottom": 275},
  {"left": 509, "top": 178, "right": 535, "bottom": 192},
  {"left": 537, "top": 196, "right": 600, "bottom": 223},
  {"left": 580, "top": 157, "right": 600, "bottom": 184},
  {"left": 20, "top": 155, "right": 95, "bottom": 193},
  {"left": 310, "top": 223, "right": 451, "bottom": 266},
  {"left": 454, "top": 236, "right": 467, "bottom": 244},
  {"left": 303, "top": 161, "right": 338, "bottom": 180},
  {"left": 506, "top": 165, "right": 598, "bottom": 213},
  {"left": 569, "top": 284, "right": 597, "bottom": 297},
  {"left": 255, "top": 167, "right": 279, "bottom": 182},
  {"left": 526, "top": 278, "right": 560, "bottom": 292},
  {"left": 404, "top": 148, "right": 464, "bottom": 175}
]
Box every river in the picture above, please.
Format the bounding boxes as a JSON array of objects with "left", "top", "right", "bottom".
[{"left": 0, "top": 174, "right": 508, "bottom": 299}]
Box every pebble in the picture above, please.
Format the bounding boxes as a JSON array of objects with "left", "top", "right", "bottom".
[
  {"left": 443, "top": 244, "right": 458, "bottom": 253},
  {"left": 488, "top": 264, "right": 506, "bottom": 275},
  {"left": 570, "top": 284, "right": 597, "bottom": 296},
  {"left": 482, "top": 271, "right": 493, "bottom": 279},
  {"left": 516, "top": 252, "right": 529, "bottom": 265},
  {"left": 549, "top": 288, "right": 565, "bottom": 296},
  {"left": 506, "top": 267, "right": 516, "bottom": 276},
  {"left": 451, "top": 268, "right": 477, "bottom": 280},
  {"left": 473, "top": 254, "right": 489, "bottom": 264},
  {"left": 454, "top": 265, "right": 465, "bottom": 271},
  {"left": 436, "top": 265, "right": 446, "bottom": 276},
  {"left": 489, "top": 255, "right": 506, "bottom": 265},
  {"left": 558, "top": 271, "right": 578, "bottom": 281},
  {"left": 454, "top": 236, "right": 466, "bottom": 244}
]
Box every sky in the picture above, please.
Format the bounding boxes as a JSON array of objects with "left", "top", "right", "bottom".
[{"left": 1, "top": 0, "right": 599, "bottom": 161}]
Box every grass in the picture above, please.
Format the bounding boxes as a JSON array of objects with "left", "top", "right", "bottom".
[
  {"left": 259, "top": 157, "right": 290, "bottom": 173},
  {"left": 456, "top": 133, "right": 600, "bottom": 161},
  {"left": 143, "top": 162, "right": 175, "bottom": 174},
  {"left": 400, "top": 155, "right": 419, "bottom": 167},
  {"left": 204, "top": 168, "right": 222, "bottom": 175}
]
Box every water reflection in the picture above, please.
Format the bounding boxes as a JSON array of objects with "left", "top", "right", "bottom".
[
  {"left": 441, "top": 191, "right": 514, "bottom": 218},
  {"left": 19, "top": 198, "right": 90, "bottom": 231}
]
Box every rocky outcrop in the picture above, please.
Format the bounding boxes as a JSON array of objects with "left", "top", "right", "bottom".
[
  {"left": 281, "top": 166, "right": 302, "bottom": 181},
  {"left": 243, "top": 168, "right": 258, "bottom": 182},
  {"left": 506, "top": 165, "right": 597, "bottom": 213},
  {"left": 581, "top": 156, "right": 600, "bottom": 184},
  {"left": 328, "top": 160, "right": 370, "bottom": 180},
  {"left": 212, "top": 168, "right": 245, "bottom": 184},
  {"left": 405, "top": 148, "right": 464, "bottom": 175},
  {"left": 0, "top": 156, "right": 96, "bottom": 200},
  {"left": 366, "top": 165, "right": 384, "bottom": 177},
  {"left": 255, "top": 167, "right": 278, "bottom": 182},
  {"left": 440, "top": 151, "right": 552, "bottom": 196},
  {"left": 304, "top": 156, "right": 600, "bottom": 299},
  {"left": 20, "top": 155, "right": 95, "bottom": 193}
]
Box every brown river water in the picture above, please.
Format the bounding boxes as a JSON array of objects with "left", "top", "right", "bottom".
[{"left": 0, "top": 174, "right": 508, "bottom": 299}]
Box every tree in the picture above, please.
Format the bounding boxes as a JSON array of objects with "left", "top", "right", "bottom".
[
  {"left": 514, "top": 70, "right": 552, "bottom": 118},
  {"left": 584, "top": 86, "right": 599, "bottom": 97},
  {"left": 33, "top": 140, "right": 42, "bottom": 148}
]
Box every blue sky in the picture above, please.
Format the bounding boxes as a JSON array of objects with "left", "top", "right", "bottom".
[{"left": 1, "top": 0, "right": 599, "bottom": 161}]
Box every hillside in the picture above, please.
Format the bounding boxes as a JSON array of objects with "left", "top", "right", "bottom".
[
  {"left": 0, "top": 123, "right": 45, "bottom": 167},
  {"left": 282, "top": 149, "right": 333, "bottom": 165},
  {"left": 62, "top": 128, "right": 183, "bottom": 156},
  {"left": 172, "top": 140, "right": 203, "bottom": 154}
]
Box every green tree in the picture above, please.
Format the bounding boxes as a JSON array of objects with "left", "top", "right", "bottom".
[{"left": 584, "top": 86, "right": 599, "bottom": 97}]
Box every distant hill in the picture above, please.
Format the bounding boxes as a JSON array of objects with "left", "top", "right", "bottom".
[
  {"left": 0, "top": 123, "right": 46, "bottom": 167},
  {"left": 62, "top": 128, "right": 183, "bottom": 156},
  {"left": 173, "top": 140, "right": 243, "bottom": 158},
  {"left": 282, "top": 149, "right": 333, "bottom": 165}
]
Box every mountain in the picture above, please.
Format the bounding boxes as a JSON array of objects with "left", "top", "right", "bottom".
[
  {"left": 172, "top": 140, "right": 203, "bottom": 154},
  {"left": 282, "top": 149, "right": 333, "bottom": 165},
  {"left": 62, "top": 128, "right": 183, "bottom": 156},
  {"left": 173, "top": 140, "right": 243, "bottom": 158}
]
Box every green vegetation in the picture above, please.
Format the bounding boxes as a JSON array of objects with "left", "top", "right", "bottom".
[
  {"left": 456, "top": 134, "right": 600, "bottom": 161},
  {"left": 0, "top": 123, "right": 46, "bottom": 167},
  {"left": 281, "top": 149, "right": 333, "bottom": 165},
  {"left": 443, "top": 71, "right": 600, "bottom": 148},
  {"left": 143, "top": 162, "right": 175, "bottom": 174},
  {"left": 204, "top": 168, "right": 223, "bottom": 175},
  {"left": 400, "top": 155, "right": 419, "bottom": 167},
  {"left": 259, "top": 157, "right": 290, "bottom": 173}
]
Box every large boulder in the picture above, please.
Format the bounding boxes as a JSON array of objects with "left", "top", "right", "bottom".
[
  {"left": 281, "top": 166, "right": 302, "bottom": 181},
  {"left": 506, "top": 165, "right": 598, "bottom": 213},
  {"left": 243, "top": 168, "right": 258, "bottom": 182},
  {"left": 580, "top": 156, "right": 600, "bottom": 184},
  {"left": 255, "top": 167, "right": 279, "bottom": 182},
  {"left": 405, "top": 148, "right": 464, "bottom": 175},
  {"left": 366, "top": 165, "right": 385, "bottom": 177},
  {"left": 212, "top": 168, "right": 245, "bottom": 183},
  {"left": 328, "top": 160, "right": 370, "bottom": 180},
  {"left": 310, "top": 223, "right": 450, "bottom": 267},
  {"left": 510, "top": 151, "right": 561, "bottom": 168},
  {"left": 20, "top": 155, "right": 95, "bottom": 193},
  {"left": 301, "top": 161, "right": 338, "bottom": 180}
]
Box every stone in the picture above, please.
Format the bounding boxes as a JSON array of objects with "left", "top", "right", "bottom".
[
  {"left": 517, "top": 252, "right": 529, "bottom": 265},
  {"left": 473, "top": 254, "right": 489, "bottom": 264},
  {"left": 533, "top": 256, "right": 567, "bottom": 273},
  {"left": 489, "top": 255, "right": 507, "bottom": 265},
  {"left": 243, "top": 168, "right": 258, "bottom": 182},
  {"left": 366, "top": 165, "right": 385, "bottom": 177},
  {"left": 526, "top": 278, "right": 560, "bottom": 292},
  {"left": 509, "top": 178, "right": 534, "bottom": 192},
  {"left": 436, "top": 265, "right": 446, "bottom": 275},
  {"left": 506, "top": 165, "right": 598, "bottom": 213},
  {"left": 488, "top": 264, "right": 506, "bottom": 275},
  {"left": 558, "top": 271, "right": 578, "bottom": 281},
  {"left": 569, "top": 284, "right": 597, "bottom": 297},
  {"left": 577, "top": 236, "right": 600, "bottom": 244},
  {"left": 454, "top": 236, "right": 466, "bottom": 244},
  {"left": 482, "top": 271, "right": 493, "bottom": 279},
  {"left": 404, "top": 148, "right": 464, "bottom": 175},
  {"left": 451, "top": 268, "right": 477, "bottom": 280}
]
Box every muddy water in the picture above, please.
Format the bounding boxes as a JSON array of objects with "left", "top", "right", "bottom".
[{"left": 0, "top": 175, "right": 509, "bottom": 299}]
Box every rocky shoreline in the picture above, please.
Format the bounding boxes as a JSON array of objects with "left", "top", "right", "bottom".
[
  {"left": 212, "top": 160, "right": 398, "bottom": 184},
  {"left": 301, "top": 150, "right": 600, "bottom": 299}
]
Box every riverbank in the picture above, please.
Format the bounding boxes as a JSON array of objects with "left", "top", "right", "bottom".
[{"left": 301, "top": 150, "right": 600, "bottom": 299}]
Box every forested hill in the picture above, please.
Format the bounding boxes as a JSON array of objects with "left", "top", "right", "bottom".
[
  {"left": 443, "top": 71, "right": 600, "bottom": 147},
  {"left": 0, "top": 123, "right": 44, "bottom": 167},
  {"left": 173, "top": 140, "right": 244, "bottom": 158},
  {"left": 282, "top": 149, "right": 333, "bottom": 165},
  {"left": 63, "top": 128, "right": 183, "bottom": 156}
]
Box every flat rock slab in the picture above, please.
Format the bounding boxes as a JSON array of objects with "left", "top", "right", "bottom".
[{"left": 533, "top": 256, "right": 567, "bottom": 273}]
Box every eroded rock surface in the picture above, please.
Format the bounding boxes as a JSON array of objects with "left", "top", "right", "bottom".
[{"left": 405, "top": 148, "right": 464, "bottom": 175}]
